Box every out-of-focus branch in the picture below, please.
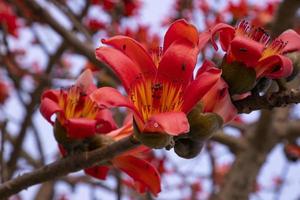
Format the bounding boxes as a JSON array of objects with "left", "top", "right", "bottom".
[
  {"left": 271, "top": 0, "right": 300, "bottom": 37},
  {"left": 61, "top": 176, "right": 113, "bottom": 192},
  {"left": 21, "top": 0, "right": 116, "bottom": 79},
  {"left": 34, "top": 182, "right": 55, "bottom": 200},
  {"left": 211, "top": 131, "right": 246, "bottom": 153},
  {"left": 0, "top": 136, "right": 139, "bottom": 199}
]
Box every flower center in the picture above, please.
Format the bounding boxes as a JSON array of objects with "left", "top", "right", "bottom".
[
  {"left": 58, "top": 86, "right": 99, "bottom": 123},
  {"left": 130, "top": 78, "right": 183, "bottom": 122}
]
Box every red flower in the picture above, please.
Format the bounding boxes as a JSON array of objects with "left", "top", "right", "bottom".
[
  {"left": 84, "top": 121, "right": 161, "bottom": 196},
  {"left": 206, "top": 20, "right": 300, "bottom": 79},
  {"left": 198, "top": 60, "right": 237, "bottom": 123},
  {"left": 0, "top": 1, "right": 19, "bottom": 37},
  {"left": 40, "top": 69, "right": 117, "bottom": 139},
  {"left": 227, "top": 0, "right": 249, "bottom": 20},
  {"left": 0, "top": 80, "right": 9, "bottom": 104},
  {"left": 94, "top": 19, "right": 220, "bottom": 138}
]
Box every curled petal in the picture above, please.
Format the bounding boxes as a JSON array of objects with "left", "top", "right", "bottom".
[
  {"left": 113, "top": 155, "right": 161, "bottom": 196},
  {"left": 66, "top": 118, "right": 96, "bottom": 139},
  {"left": 182, "top": 67, "right": 221, "bottom": 113},
  {"left": 84, "top": 166, "right": 110, "bottom": 180},
  {"left": 277, "top": 29, "right": 300, "bottom": 53},
  {"left": 143, "top": 112, "right": 189, "bottom": 136},
  {"left": 230, "top": 36, "right": 264, "bottom": 66},
  {"left": 258, "top": 55, "right": 293, "bottom": 79},
  {"left": 209, "top": 23, "right": 235, "bottom": 51},
  {"left": 41, "top": 89, "right": 60, "bottom": 102},
  {"left": 202, "top": 79, "right": 237, "bottom": 123},
  {"left": 40, "top": 98, "right": 63, "bottom": 125},
  {"left": 163, "top": 19, "right": 199, "bottom": 51},
  {"left": 90, "top": 87, "right": 142, "bottom": 120},
  {"left": 196, "top": 59, "right": 217, "bottom": 77},
  {"left": 75, "top": 69, "right": 96, "bottom": 95},
  {"left": 95, "top": 47, "right": 142, "bottom": 92},
  {"left": 198, "top": 31, "right": 211, "bottom": 50},
  {"left": 102, "top": 36, "right": 156, "bottom": 76},
  {"left": 158, "top": 39, "right": 198, "bottom": 88}
]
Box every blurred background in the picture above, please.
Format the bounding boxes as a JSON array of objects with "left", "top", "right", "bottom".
[{"left": 0, "top": 0, "right": 300, "bottom": 199}]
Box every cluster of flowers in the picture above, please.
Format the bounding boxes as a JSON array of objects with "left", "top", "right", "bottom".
[{"left": 40, "top": 19, "right": 300, "bottom": 196}]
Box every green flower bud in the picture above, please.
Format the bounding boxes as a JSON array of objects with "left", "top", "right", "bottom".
[
  {"left": 222, "top": 61, "right": 256, "bottom": 94},
  {"left": 133, "top": 120, "right": 173, "bottom": 149},
  {"left": 174, "top": 138, "right": 204, "bottom": 159}
]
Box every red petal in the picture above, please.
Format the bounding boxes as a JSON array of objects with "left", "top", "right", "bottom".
[
  {"left": 90, "top": 87, "right": 142, "bottom": 120},
  {"left": 40, "top": 98, "right": 63, "bottom": 125},
  {"left": 113, "top": 155, "right": 161, "bottom": 196},
  {"left": 202, "top": 78, "right": 237, "bottom": 123},
  {"left": 102, "top": 36, "right": 156, "bottom": 76},
  {"left": 158, "top": 39, "right": 198, "bottom": 88},
  {"left": 107, "top": 120, "right": 133, "bottom": 140},
  {"left": 41, "top": 89, "right": 60, "bottom": 102},
  {"left": 277, "top": 29, "right": 300, "bottom": 53},
  {"left": 66, "top": 118, "right": 96, "bottom": 139},
  {"left": 143, "top": 112, "right": 189, "bottom": 136},
  {"left": 163, "top": 19, "right": 199, "bottom": 51},
  {"left": 96, "top": 109, "right": 117, "bottom": 133},
  {"left": 209, "top": 23, "right": 235, "bottom": 51},
  {"left": 75, "top": 69, "right": 96, "bottom": 95},
  {"left": 230, "top": 36, "right": 264, "bottom": 66},
  {"left": 213, "top": 91, "right": 237, "bottom": 123},
  {"left": 84, "top": 166, "right": 110, "bottom": 180},
  {"left": 257, "top": 55, "right": 293, "bottom": 79},
  {"left": 198, "top": 31, "right": 211, "bottom": 50},
  {"left": 182, "top": 67, "right": 221, "bottom": 113},
  {"left": 95, "top": 46, "right": 142, "bottom": 92}
]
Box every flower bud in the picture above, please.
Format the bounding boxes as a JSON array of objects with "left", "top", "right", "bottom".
[
  {"left": 174, "top": 138, "right": 204, "bottom": 159},
  {"left": 221, "top": 61, "right": 256, "bottom": 94},
  {"left": 188, "top": 110, "right": 223, "bottom": 141},
  {"left": 133, "top": 120, "right": 172, "bottom": 149}
]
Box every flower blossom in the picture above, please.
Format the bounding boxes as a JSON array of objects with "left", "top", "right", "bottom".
[{"left": 94, "top": 19, "right": 220, "bottom": 147}]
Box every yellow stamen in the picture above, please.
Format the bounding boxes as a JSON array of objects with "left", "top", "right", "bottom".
[
  {"left": 130, "top": 79, "right": 183, "bottom": 122},
  {"left": 58, "top": 86, "right": 99, "bottom": 124}
]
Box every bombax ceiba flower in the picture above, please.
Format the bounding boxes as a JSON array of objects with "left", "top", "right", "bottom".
[
  {"left": 40, "top": 70, "right": 161, "bottom": 196},
  {"left": 93, "top": 19, "right": 221, "bottom": 148},
  {"left": 204, "top": 20, "right": 300, "bottom": 94}
]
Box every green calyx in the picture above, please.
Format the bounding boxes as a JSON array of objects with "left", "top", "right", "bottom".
[
  {"left": 221, "top": 61, "right": 256, "bottom": 94},
  {"left": 133, "top": 120, "right": 173, "bottom": 149},
  {"left": 187, "top": 108, "right": 223, "bottom": 141}
]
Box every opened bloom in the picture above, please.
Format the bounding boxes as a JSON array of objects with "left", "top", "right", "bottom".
[
  {"left": 207, "top": 20, "right": 300, "bottom": 79},
  {"left": 94, "top": 19, "right": 220, "bottom": 144},
  {"left": 40, "top": 69, "right": 116, "bottom": 139}
]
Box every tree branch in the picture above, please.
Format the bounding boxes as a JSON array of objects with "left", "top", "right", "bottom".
[
  {"left": 0, "top": 136, "right": 139, "bottom": 199},
  {"left": 234, "top": 89, "right": 300, "bottom": 113}
]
